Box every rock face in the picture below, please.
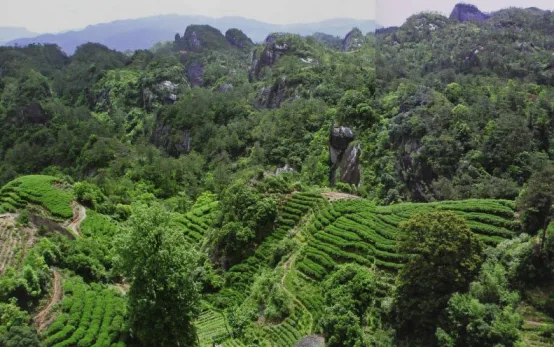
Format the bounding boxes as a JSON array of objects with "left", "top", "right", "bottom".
[
  {"left": 175, "top": 25, "right": 229, "bottom": 53},
  {"left": 276, "top": 164, "right": 294, "bottom": 176},
  {"left": 151, "top": 112, "right": 192, "bottom": 156},
  {"left": 450, "top": 3, "right": 490, "bottom": 22},
  {"left": 343, "top": 28, "right": 366, "bottom": 51},
  {"left": 339, "top": 144, "right": 361, "bottom": 185},
  {"left": 329, "top": 126, "right": 361, "bottom": 187},
  {"left": 225, "top": 28, "right": 254, "bottom": 51},
  {"left": 187, "top": 61, "right": 205, "bottom": 87},
  {"left": 157, "top": 80, "right": 179, "bottom": 104},
  {"left": 257, "top": 77, "right": 289, "bottom": 109},
  {"left": 295, "top": 335, "right": 325, "bottom": 347},
  {"left": 250, "top": 33, "right": 291, "bottom": 81},
  {"left": 14, "top": 103, "right": 50, "bottom": 126}
]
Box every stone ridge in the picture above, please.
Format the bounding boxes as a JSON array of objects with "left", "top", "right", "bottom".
[{"left": 450, "top": 3, "right": 491, "bottom": 22}]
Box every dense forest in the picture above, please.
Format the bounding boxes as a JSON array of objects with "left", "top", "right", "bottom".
[{"left": 1, "top": 3, "right": 554, "bottom": 347}]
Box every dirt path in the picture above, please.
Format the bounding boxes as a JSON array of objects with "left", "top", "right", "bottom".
[
  {"left": 34, "top": 269, "right": 62, "bottom": 332},
  {"left": 321, "top": 192, "right": 361, "bottom": 202},
  {"left": 66, "top": 203, "right": 86, "bottom": 237}
]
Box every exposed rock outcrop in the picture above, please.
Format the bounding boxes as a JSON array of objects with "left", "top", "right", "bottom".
[
  {"left": 257, "top": 77, "right": 289, "bottom": 109},
  {"left": 450, "top": 3, "right": 490, "bottom": 22},
  {"left": 295, "top": 335, "right": 325, "bottom": 347},
  {"left": 343, "top": 28, "right": 366, "bottom": 51},
  {"left": 339, "top": 144, "right": 361, "bottom": 185},
  {"left": 175, "top": 25, "right": 229, "bottom": 53},
  {"left": 13, "top": 103, "right": 50, "bottom": 126},
  {"left": 157, "top": 80, "right": 179, "bottom": 104},
  {"left": 151, "top": 112, "right": 192, "bottom": 156},
  {"left": 276, "top": 164, "right": 294, "bottom": 176},
  {"left": 187, "top": 61, "right": 205, "bottom": 87},
  {"left": 225, "top": 28, "right": 254, "bottom": 51},
  {"left": 329, "top": 126, "right": 361, "bottom": 187},
  {"left": 250, "top": 33, "right": 292, "bottom": 81}
]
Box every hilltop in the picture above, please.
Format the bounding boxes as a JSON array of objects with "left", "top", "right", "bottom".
[{"left": 5, "top": 15, "right": 378, "bottom": 54}]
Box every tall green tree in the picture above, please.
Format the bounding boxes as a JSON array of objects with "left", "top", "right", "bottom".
[
  {"left": 517, "top": 165, "right": 554, "bottom": 249},
  {"left": 394, "top": 211, "right": 484, "bottom": 345},
  {"left": 115, "top": 203, "right": 199, "bottom": 346}
]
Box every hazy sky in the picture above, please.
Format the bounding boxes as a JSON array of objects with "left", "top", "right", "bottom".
[
  {"left": 1, "top": 0, "right": 377, "bottom": 33},
  {"left": 2, "top": 0, "right": 554, "bottom": 33}
]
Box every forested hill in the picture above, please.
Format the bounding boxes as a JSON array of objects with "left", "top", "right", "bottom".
[
  {"left": 5, "top": 16, "right": 378, "bottom": 54},
  {"left": 1, "top": 3, "right": 554, "bottom": 347}
]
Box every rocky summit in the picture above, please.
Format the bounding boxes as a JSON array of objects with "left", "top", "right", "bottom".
[{"left": 450, "top": 3, "right": 491, "bottom": 22}]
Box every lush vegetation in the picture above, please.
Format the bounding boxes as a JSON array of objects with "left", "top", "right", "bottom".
[
  {"left": 41, "top": 276, "right": 127, "bottom": 347},
  {"left": 0, "top": 176, "right": 73, "bottom": 219},
  {"left": 2, "top": 3, "right": 554, "bottom": 347}
]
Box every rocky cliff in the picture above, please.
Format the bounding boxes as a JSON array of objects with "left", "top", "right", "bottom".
[
  {"left": 329, "top": 126, "right": 361, "bottom": 187},
  {"left": 225, "top": 28, "right": 254, "bottom": 51},
  {"left": 343, "top": 28, "right": 366, "bottom": 51},
  {"left": 249, "top": 33, "right": 292, "bottom": 81},
  {"left": 450, "top": 3, "right": 490, "bottom": 22},
  {"left": 175, "top": 25, "right": 230, "bottom": 53}
]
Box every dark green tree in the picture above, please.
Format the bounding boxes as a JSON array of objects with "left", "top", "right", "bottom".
[
  {"left": 517, "top": 165, "right": 554, "bottom": 248},
  {"left": 115, "top": 203, "right": 200, "bottom": 346},
  {"left": 394, "top": 211, "right": 484, "bottom": 345}
]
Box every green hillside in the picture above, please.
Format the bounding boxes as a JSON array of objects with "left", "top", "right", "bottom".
[
  {"left": 2, "top": 2, "right": 554, "bottom": 347},
  {"left": 0, "top": 175, "right": 73, "bottom": 219}
]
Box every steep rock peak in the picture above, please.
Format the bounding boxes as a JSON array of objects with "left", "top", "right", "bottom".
[
  {"left": 343, "top": 28, "right": 366, "bottom": 51},
  {"left": 450, "top": 3, "right": 490, "bottom": 22},
  {"left": 175, "top": 25, "right": 229, "bottom": 52},
  {"left": 249, "top": 33, "right": 294, "bottom": 81},
  {"left": 225, "top": 28, "right": 254, "bottom": 51}
]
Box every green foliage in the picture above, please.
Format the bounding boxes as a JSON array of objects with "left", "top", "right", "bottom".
[
  {"left": 437, "top": 259, "right": 523, "bottom": 346},
  {"left": 74, "top": 182, "right": 108, "bottom": 211},
  {"left": 518, "top": 165, "right": 554, "bottom": 238},
  {"left": 319, "top": 264, "right": 390, "bottom": 347},
  {"left": 394, "top": 211, "right": 484, "bottom": 345},
  {"left": 115, "top": 203, "right": 200, "bottom": 346},
  {"left": 0, "top": 299, "right": 39, "bottom": 347},
  {"left": 42, "top": 277, "right": 127, "bottom": 347},
  {"left": 208, "top": 182, "right": 277, "bottom": 268},
  {"left": 0, "top": 175, "right": 73, "bottom": 219},
  {"left": 3, "top": 8, "right": 554, "bottom": 347},
  {"left": 250, "top": 270, "right": 293, "bottom": 321}
]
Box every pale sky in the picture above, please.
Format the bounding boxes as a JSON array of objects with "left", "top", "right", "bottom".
[
  {"left": 1, "top": 0, "right": 377, "bottom": 33},
  {"left": 1, "top": 0, "right": 554, "bottom": 34}
]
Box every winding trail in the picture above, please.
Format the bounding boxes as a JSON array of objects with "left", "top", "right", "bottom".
[
  {"left": 34, "top": 269, "right": 62, "bottom": 332},
  {"left": 66, "top": 203, "right": 86, "bottom": 237}
]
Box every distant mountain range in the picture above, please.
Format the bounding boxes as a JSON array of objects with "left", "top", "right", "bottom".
[
  {"left": 0, "top": 27, "right": 37, "bottom": 45},
  {"left": 4, "top": 15, "right": 378, "bottom": 54}
]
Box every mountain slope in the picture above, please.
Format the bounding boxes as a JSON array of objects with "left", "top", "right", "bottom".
[
  {"left": 0, "top": 27, "right": 36, "bottom": 44},
  {"left": 6, "top": 15, "right": 378, "bottom": 54}
]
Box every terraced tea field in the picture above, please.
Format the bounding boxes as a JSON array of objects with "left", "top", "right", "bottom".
[
  {"left": 172, "top": 200, "right": 220, "bottom": 245},
  {"left": 196, "top": 309, "right": 231, "bottom": 346},
  {"left": 200, "top": 194, "right": 521, "bottom": 347},
  {"left": 0, "top": 175, "right": 73, "bottom": 220},
  {"left": 42, "top": 277, "right": 127, "bottom": 347},
  {"left": 297, "top": 198, "right": 518, "bottom": 281},
  {"left": 224, "top": 192, "right": 328, "bottom": 295},
  {"left": 0, "top": 212, "right": 38, "bottom": 274},
  {"left": 0, "top": 215, "right": 25, "bottom": 274},
  {"left": 519, "top": 303, "right": 554, "bottom": 347}
]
